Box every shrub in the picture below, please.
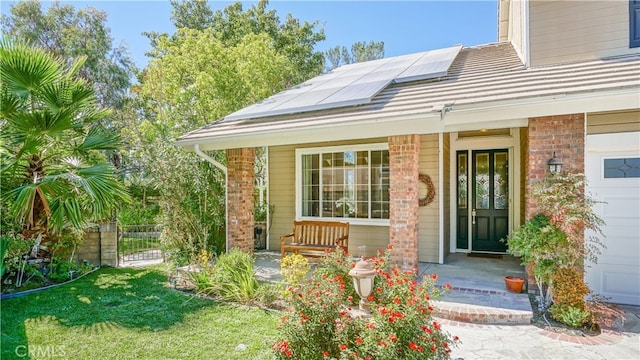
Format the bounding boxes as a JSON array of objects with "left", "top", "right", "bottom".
[
  {"left": 504, "top": 173, "right": 605, "bottom": 314},
  {"left": 0, "top": 235, "right": 9, "bottom": 278},
  {"left": 280, "top": 254, "right": 310, "bottom": 285},
  {"left": 551, "top": 305, "right": 591, "bottom": 328},
  {"left": 192, "top": 248, "right": 259, "bottom": 303},
  {"left": 1, "top": 232, "right": 30, "bottom": 286},
  {"left": 587, "top": 294, "right": 625, "bottom": 329},
  {"left": 273, "top": 246, "right": 458, "bottom": 360},
  {"left": 551, "top": 267, "right": 590, "bottom": 311}
]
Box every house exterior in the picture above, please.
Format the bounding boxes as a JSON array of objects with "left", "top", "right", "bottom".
[{"left": 177, "top": 0, "right": 640, "bottom": 305}]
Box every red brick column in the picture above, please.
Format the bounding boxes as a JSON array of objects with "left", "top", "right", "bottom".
[
  {"left": 526, "top": 114, "right": 585, "bottom": 219},
  {"left": 524, "top": 114, "right": 585, "bottom": 292},
  {"left": 388, "top": 135, "right": 421, "bottom": 271},
  {"left": 226, "top": 148, "right": 255, "bottom": 253}
]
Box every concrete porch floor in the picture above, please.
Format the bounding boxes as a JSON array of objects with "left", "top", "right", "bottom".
[
  {"left": 254, "top": 250, "right": 533, "bottom": 324},
  {"left": 420, "top": 253, "right": 533, "bottom": 324}
]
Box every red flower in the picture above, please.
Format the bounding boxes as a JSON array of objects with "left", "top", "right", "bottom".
[
  {"left": 323, "top": 351, "right": 329, "bottom": 357},
  {"left": 356, "top": 337, "right": 363, "bottom": 345},
  {"left": 367, "top": 295, "right": 375, "bottom": 301},
  {"left": 409, "top": 342, "right": 419, "bottom": 350},
  {"left": 454, "top": 335, "right": 460, "bottom": 341},
  {"left": 339, "top": 344, "right": 347, "bottom": 351},
  {"left": 431, "top": 274, "right": 438, "bottom": 280},
  {"left": 388, "top": 334, "right": 397, "bottom": 342}
]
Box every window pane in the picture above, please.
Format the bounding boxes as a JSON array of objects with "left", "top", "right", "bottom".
[
  {"left": 301, "top": 154, "right": 319, "bottom": 216},
  {"left": 371, "top": 150, "right": 390, "bottom": 219},
  {"left": 494, "top": 152, "right": 508, "bottom": 210},
  {"left": 457, "top": 153, "right": 467, "bottom": 209},
  {"left": 475, "top": 153, "right": 490, "bottom": 209},
  {"left": 302, "top": 148, "right": 388, "bottom": 220},
  {"left": 604, "top": 158, "right": 640, "bottom": 178}
]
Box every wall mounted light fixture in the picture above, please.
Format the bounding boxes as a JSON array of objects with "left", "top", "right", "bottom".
[{"left": 548, "top": 151, "right": 563, "bottom": 174}]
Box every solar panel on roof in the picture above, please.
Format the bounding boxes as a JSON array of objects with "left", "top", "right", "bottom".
[
  {"left": 223, "top": 45, "right": 462, "bottom": 121},
  {"left": 394, "top": 45, "right": 462, "bottom": 83}
]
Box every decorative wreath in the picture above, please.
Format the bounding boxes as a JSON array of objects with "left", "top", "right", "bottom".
[{"left": 418, "top": 173, "right": 436, "bottom": 207}]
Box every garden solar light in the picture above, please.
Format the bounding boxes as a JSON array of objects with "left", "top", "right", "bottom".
[{"left": 349, "top": 258, "right": 377, "bottom": 312}]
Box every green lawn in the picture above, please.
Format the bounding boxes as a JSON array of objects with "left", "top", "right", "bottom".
[{"left": 1, "top": 266, "right": 278, "bottom": 359}]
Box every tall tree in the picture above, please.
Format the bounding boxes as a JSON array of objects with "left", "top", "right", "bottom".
[
  {"left": 325, "top": 40, "right": 385, "bottom": 71},
  {"left": 170, "top": 0, "right": 213, "bottom": 30},
  {"left": 126, "top": 29, "right": 297, "bottom": 260},
  {"left": 0, "top": 39, "right": 129, "bottom": 242},
  {"left": 157, "top": 0, "right": 326, "bottom": 84},
  {"left": 124, "top": 0, "right": 329, "bottom": 261},
  {"left": 1, "top": 0, "right": 135, "bottom": 109}
]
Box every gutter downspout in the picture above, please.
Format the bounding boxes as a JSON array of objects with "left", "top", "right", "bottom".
[{"left": 194, "top": 144, "right": 229, "bottom": 253}]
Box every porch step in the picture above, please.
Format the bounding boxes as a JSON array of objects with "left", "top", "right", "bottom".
[{"left": 433, "top": 287, "right": 533, "bottom": 325}]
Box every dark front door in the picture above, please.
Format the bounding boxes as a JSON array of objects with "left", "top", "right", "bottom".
[{"left": 470, "top": 149, "right": 509, "bottom": 252}]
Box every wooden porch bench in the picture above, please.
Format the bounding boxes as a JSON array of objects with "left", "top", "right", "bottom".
[{"left": 280, "top": 220, "right": 349, "bottom": 259}]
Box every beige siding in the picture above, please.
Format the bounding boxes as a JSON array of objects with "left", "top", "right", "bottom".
[
  {"left": 268, "top": 144, "right": 296, "bottom": 253},
  {"left": 507, "top": 0, "right": 526, "bottom": 63},
  {"left": 442, "top": 134, "right": 451, "bottom": 259},
  {"left": 587, "top": 110, "right": 640, "bottom": 134},
  {"left": 418, "top": 134, "right": 440, "bottom": 263},
  {"left": 529, "top": 1, "right": 639, "bottom": 66},
  {"left": 498, "top": 0, "right": 510, "bottom": 42},
  {"left": 268, "top": 138, "right": 389, "bottom": 256}
]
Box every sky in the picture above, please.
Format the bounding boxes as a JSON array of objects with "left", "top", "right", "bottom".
[{"left": 0, "top": 0, "right": 499, "bottom": 69}]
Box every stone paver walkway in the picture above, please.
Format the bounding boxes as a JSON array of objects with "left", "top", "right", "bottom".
[{"left": 441, "top": 318, "right": 640, "bottom": 360}]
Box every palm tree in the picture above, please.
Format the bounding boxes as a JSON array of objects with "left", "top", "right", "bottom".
[{"left": 0, "top": 39, "right": 129, "bottom": 244}]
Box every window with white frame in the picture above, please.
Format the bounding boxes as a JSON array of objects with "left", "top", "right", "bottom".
[{"left": 297, "top": 144, "right": 389, "bottom": 222}]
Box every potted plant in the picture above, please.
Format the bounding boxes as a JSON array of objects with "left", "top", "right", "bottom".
[{"left": 504, "top": 275, "right": 525, "bottom": 293}]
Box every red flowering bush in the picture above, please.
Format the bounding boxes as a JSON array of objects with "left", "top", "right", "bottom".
[{"left": 274, "top": 246, "right": 458, "bottom": 359}]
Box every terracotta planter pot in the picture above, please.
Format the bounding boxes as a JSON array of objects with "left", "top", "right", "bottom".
[{"left": 504, "top": 276, "right": 525, "bottom": 293}]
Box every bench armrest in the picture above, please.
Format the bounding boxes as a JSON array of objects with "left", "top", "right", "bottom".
[
  {"left": 280, "top": 233, "right": 295, "bottom": 245},
  {"left": 335, "top": 235, "right": 348, "bottom": 246}
]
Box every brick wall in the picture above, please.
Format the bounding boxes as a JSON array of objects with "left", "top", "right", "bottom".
[
  {"left": 388, "top": 134, "right": 421, "bottom": 271},
  {"left": 524, "top": 113, "right": 585, "bottom": 292},
  {"left": 226, "top": 148, "right": 255, "bottom": 253},
  {"left": 525, "top": 114, "right": 585, "bottom": 219}
]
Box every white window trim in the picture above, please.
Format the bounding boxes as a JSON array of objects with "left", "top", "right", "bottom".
[{"left": 295, "top": 143, "right": 390, "bottom": 226}]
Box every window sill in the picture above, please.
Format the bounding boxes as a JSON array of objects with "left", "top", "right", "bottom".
[{"left": 297, "top": 217, "right": 390, "bottom": 227}]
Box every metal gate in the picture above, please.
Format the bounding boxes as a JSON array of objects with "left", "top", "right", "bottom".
[{"left": 118, "top": 225, "right": 163, "bottom": 262}]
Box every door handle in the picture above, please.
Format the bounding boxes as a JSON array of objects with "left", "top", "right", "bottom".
[{"left": 472, "top": 209, "right": 476, "bottom": 225}]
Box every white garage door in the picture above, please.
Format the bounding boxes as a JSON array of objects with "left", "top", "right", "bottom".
[{"left": 585, "top": 132, "right": 640, "bottom": 306}]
